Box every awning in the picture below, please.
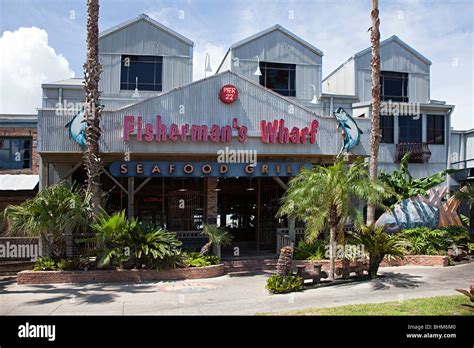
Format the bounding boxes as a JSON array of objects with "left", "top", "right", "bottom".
[{"left": 0, "top": 175, "right": 39, "bottom": 191}]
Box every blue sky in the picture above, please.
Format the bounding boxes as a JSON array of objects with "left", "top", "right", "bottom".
[{"left": 0, "top": 0, "right": 473, "bottom": 129}]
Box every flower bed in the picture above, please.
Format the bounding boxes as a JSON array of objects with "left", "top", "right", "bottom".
[
  {"left": 293, "top": 254, "right": 449, "bottom": 269},
  {"left": 17, "top": 264, "right": 226, "bottom": 285}
]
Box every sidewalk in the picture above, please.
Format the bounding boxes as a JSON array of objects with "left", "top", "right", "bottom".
[{"left": 0, "top": 263, "right": 472, "bottom": 315}]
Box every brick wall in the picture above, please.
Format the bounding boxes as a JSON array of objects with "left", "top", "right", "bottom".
[
  {"left": 17, "top": 264, "right": 226, "bottom": 285},
  {"left": 0, "top": 127, "right": 38, "bottom": 175}
]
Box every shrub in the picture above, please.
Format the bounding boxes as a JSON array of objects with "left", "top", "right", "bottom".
[
  {"left": 33, "top": 256, "right": 57, "bottom": 271},
  {"left": 294, "top": 239, "right": 327, "bottom": 260},
  {"left": 56, "top": 258, "right": 82, "bottom": 271},
  {"left": 348, "top": 224, "right": 407, "bottom": 279},
  {"left": 265, "top": 274, "right": 303, "bottom": 294},
  {"left": 90, "top": 211, "right": 182, "bottom": 269},
  {"left": 398, "top": 226, "right": 470, "bottom": 255},
  {"left": 185, "top": 252, "right": 220, "bottom": 267}
]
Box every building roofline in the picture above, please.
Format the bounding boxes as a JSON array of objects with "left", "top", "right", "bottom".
[
  {"left": 230, "top": 24, "right": 323, "bottom": 57},
  {"left": 323, "top": 35, "right": 432, "bottom": 83},
  {"left": 354, "top": 35, "right": 431, "bottom": 64},
  {"left": 216, "top": 48, "right": 231, "bottom": 74},
  {"left": 111, "top": 70, "right": 328, "bottom": 118},
  {"left": 99, "top": 14, "right": 194, "bottom": 46}
]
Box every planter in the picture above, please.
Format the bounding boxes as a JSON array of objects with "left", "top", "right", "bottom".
[
  {"left": 293, "top": 254, "right": 449, "bottom": 269},
  {"left": 17, "top": 263, "right": 226, "bottom": 285}
]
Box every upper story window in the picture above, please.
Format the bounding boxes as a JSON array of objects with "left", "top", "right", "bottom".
[
  {"left": 381, "top": 71, "right": 408, "bottom": 102},
  {"left": 259, "top": 62, "right": 296, "bottom": 97},
  {"left": 0, "top": 138, "right": 32, "bottom": 170},
  {"left": 380, "top": 115, "right": 394, "bottom": 143},
  {"left": 398, "top": 115, "right": 422, "bottom": 143},
  {"left": 121, "top": 55, "right": 163, "bottom": 91},
  {"left": 427, "top": 114, "right": 445, "bottom": 144}
]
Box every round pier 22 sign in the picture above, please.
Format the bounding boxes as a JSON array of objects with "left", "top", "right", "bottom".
[{"left": 219, "top": 84, "right": 238, "bottom": 104}]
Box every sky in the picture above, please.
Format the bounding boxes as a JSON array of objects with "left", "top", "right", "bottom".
[{"left": 0, "top": 0, "right": 473, "bottom": 129}]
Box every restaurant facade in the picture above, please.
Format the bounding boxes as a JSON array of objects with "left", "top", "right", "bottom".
[{"left": 36, "top": 14, "right": 458, "bottom": 254}]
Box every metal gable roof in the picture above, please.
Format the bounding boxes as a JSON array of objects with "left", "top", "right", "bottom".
[
  {"left": 99, "top": 14, "right": 194, "bottom": 46},
  {"left": 112, "top": 70, "right": 322, "bottom": 117},
  {"left": 353, "top": 35, "right": 432, "bottom": 65},
  {"left": 230, "top": 24, "right": 323, "bottom": 57}
]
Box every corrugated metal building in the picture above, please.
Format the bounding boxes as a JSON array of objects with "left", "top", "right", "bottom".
[{"left": 36, "top": 14, "right": 466, "bottom": 253}]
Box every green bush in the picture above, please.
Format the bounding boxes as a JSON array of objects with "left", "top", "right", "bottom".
[
  {"left": 56, "top": 258, "right": 81, "bottom": 271},
  {"left": 397, "top": 226, "right": 469, "bottom": 255},
  {"left": 33, "top": 256, "right": 57, "bottom": 271},
  {"left": 294, "top": 239, "right": 327, "bottom": 260},
  {"left": 90, "top": 211, "right": 183, "bottom": 269},
  {"left": 185, "top": 252, "right": 220, "bottom": 267},
  {"left": 265, "top": 274, "right": 303, "bottom": 294}
]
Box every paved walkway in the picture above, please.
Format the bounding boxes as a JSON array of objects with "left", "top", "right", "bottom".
[{"left": 1, "top": 263, "right": 472, "bottom": 315}]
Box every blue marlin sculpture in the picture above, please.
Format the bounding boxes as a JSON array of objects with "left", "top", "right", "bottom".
[
  {"left": 375, "top": 186, "right": 464, "bottom": 234},
  {"left": 333, "top": 107, "right": 363, "bottom": 155},
  {"left": 65, "top": 107, "right": 87, "bottom": 146},
  {"left": 65, "top": 105, "right": 104, "bottom": 146}
]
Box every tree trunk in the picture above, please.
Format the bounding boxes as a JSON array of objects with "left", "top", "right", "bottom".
[
  {"left": 83, "top": 0, "right": 103, "bottom": 214},
  {"left": 470, "top": 203, "right": 474, "bottom": 243},
  {"left": 366, "top": 0, "right": 381, "bottom": 225},
  {"left": 369, "top": 253, "right": 384, "bottom": 279},
  {"left": 276, "top": 246, "right": 293, "bottom": 277},
  {"left": 200, "top": 241, "right": 212, "bottom": 255},
  {"left": 328, "top": 224, "right": 336, "bottom": 281}
]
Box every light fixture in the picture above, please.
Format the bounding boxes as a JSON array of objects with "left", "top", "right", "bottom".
[
  {"left": 246, "top": 177, "right": 255, "bottom": 191},
  {"left": 178, "top": 178, "right": 187, "bottom": 192},
  {"left": 132, "top": 76, "right": 140, "bottom": 98},
  {"left": 253, "top": 55, "right": 262, "bottom": 76},
  {"left": 310, "top": 84, "right": 318, "bottom": 104},
  {"left": 204, "top": 52, "right": 212, "bottom": 77},
  {"left": 213, "top": 178, "right": 222, "bottom": 191}
]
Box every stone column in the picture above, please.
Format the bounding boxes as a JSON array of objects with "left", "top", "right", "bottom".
[{"left": 206, "top": 177, "right": 218, "bottom": 224}]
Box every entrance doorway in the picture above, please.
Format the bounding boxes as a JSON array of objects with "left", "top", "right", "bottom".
[{"left": 217, "top": 177, "right": 287, "bottom": 257}]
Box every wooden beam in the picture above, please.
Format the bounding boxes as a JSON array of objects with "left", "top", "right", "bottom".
[
  {"left": 127, "top": 177, "right": 134, "bottom": 219},
  {"left": 273, "top": 176, "right": 288, "bottom": 190},
  {"left": 134, "top": 177, "right": 152, "bottom": 195},
  {"left": 63, "top": 162, "right": 82, "bottom": 180},
  {"left": 102, "top": 168, "right": 128, "bottom": 195}
]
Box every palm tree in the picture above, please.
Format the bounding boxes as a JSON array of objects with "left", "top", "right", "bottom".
[
  {"left": 83, "top": 0, "right": 103, "bottom": 213},
  {"left": 455, "top": 183, "right": 474, "bottom": 241},
  {"left": 200, "top": 224, "right": 233, "bottom": 259},
  {"left": 278, "top": 157, "right": 391, "bottom": 280},
  {"left": 366, "top": 0, "right": 382, "bottom": 225},
  {"left": 4, "top": 182, "right": 92, "bottom": 260},
  {"left": 348, "top": 223, "right": 407, "bottom": 279}
]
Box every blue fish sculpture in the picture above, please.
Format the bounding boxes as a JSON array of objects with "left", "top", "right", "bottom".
[
  {"left": 65, "top": 107, "right": 87, "bottom": 146},
  {"left": 376, "top": 186, "right": 463, "bottom": 233},
  {"left": 333, "top": 107, "right": 363, "bottom": 155}
]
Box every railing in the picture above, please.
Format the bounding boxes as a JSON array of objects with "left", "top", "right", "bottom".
[{"left": 396, "top": 142, "right": 431, "bottom": 163}]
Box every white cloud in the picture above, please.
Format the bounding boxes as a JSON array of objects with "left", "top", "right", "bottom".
[{"left": 0, "top": 27, "right": 74, "bottom": 114}]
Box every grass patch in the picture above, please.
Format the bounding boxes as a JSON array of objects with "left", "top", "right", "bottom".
[{"left": 271, "top": 295, "right": 474, "bottom": 316}]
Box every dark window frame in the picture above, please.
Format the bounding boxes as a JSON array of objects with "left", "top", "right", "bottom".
[
  {"left": 0, "top": 137, "right": 33, "bottom": 170},
  {"left": 120, "top": 55, "right": 163, "bottom": 92},
  {"left": 381, "top": 71, "right": 409, "bottom": 102},
  {"left": 398, "top": 115, "right": 422, "bottom": 143},
  {"left": 380, "top": 115, "right": 394, "bottom": 143},
  {"left": 426, "top": 114, "right": 445, "bottom": 145},
  {"left": 259, "top": 62, "right": 296, "bottom": 97}
]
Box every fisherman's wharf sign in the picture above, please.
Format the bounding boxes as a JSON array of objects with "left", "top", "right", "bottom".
[
  {"left": 110, "top": 161, "right": 312, "bottom": 177},
  {"left": 123, "top": 116, "right": 319, "bottom": 145}
]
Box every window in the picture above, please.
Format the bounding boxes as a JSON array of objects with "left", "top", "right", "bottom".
[
  {"left": 259, "top": 62, "right": 296, "bottom": 97},
  {"left": 381, "top": 71, "right": 408, "bottom": 102},
  {"left": 380, "top": 115, "right": 394, "bottom": 143},
  {"left": 427, "top": 114, "right": 445, "bottom": 144},
  {"left": 120, "top": 55, "right": 163, "bottom": 91},
  {"left": 398, "top": 116, "right": 422, "bottom": 143},
  {"left": 0, "top": 138, "right": 32, "bottom": 170}
]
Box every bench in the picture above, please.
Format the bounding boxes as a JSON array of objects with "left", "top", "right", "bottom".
[
  {"left": 295, "top": 264, "right": 328, "bottom": 285},
  {"left": 335, "top": 260, "right": 366, "bottom": 279}
]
